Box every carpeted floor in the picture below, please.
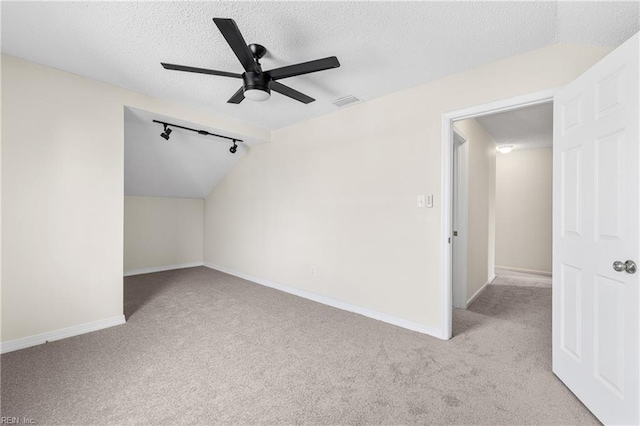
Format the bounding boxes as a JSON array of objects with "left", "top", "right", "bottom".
[{"left": 1, "top": 267, "right": 598, "bottom": 425}]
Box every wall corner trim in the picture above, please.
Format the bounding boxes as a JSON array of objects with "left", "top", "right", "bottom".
[
  {"left": 124, "top": 262, "right": 204, "bottom": 277},
  {"left": 203, "top": 262, "right": 446, "bottom": 340},
  {"left": 1, "top": 315, "right": 126, "bottom": 354}
]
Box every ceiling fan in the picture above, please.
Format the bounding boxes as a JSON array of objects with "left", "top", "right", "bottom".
[{"left": 161, "top": 18, "right": 340, "bottom": 104}]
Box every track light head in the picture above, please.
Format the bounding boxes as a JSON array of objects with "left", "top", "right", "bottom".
[
  {"left": 160, "top": 124, "right": 172, "bottom": 140},
  {"left": 230, "top": 143, "right": 238, "bottom": 154}
]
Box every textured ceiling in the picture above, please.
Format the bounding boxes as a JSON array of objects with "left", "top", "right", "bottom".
[
  {"left": 124, "top": 107, "right": 262, "bottom": 198},
  {"left": 476, "top": 102, "right": 553, "bottom": 151},
  {"left": 2, "top": 2, "right": 638, "bottom": 130}
]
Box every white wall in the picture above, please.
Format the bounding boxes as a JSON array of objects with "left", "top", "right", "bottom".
[
  {"left": 124, "top": 196, "right": 203, "bottom": 274},
  {"left": 454, "top": 118, "right": 496, "bottom": 304},
  {"left": 495, "top": 148, "right": 553, "bottom": 274},
  {"left": 1, "top": 43, "right": 606, "bottom": 345},
  {"left": 1, "top": 54, "right": 268, "bottom": 345},
  {"left": 204, "top": 44, "right": 609, "bottom": 333}
]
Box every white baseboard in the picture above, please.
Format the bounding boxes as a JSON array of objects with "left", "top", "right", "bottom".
[
  {"left": 124, "top": 262, "right": 203, "bottom": 277},
  {"left": 1, "top": 315, "right": 126, "bottom": 354},
  {"left": 204, "top": 262, "right": 446, "bottom": 340},
  {"left": 495, "top": 265, "right": 552, "bottom": 277},
  {"left": 466, "top": 274, "right": 495, "bottom": 307}
]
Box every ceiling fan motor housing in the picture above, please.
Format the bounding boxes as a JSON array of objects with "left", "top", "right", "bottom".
[{"left": 243, "top": 71, "right": 271, "bottom": 95}]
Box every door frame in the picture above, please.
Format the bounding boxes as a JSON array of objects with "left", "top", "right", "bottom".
[{"left": 440, "top": 88, "right": 558, "bottom": 339}]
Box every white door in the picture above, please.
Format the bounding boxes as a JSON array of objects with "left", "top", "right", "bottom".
[
  {"left": 452, "top": 131, "right": 468, "bottom": 309},
  {"left": 553, "top": 33, "right": 639, "bottom": 425}
]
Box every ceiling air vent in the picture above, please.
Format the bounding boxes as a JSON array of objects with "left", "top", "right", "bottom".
[{"left": 332, "top": 95, "right": 361, "bottom": 108}]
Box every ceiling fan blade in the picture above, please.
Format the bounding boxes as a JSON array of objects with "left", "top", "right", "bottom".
[
  {"left": 227, "top": 87, "right": 245, "bottom": 104},
  {"left": 268, "top": 56, "right": 340, "bottom": 80},
  {"left": 213, "top": 18, "right": 260, "bottom": 73},
  {"left": 161, "top": 63, "right": 242, "bottom": 79},
  {"left": 271, "top": 81, "right": 315, "bottom": 104}
]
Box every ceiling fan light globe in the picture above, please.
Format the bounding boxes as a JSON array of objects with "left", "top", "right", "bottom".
[{"left": 244, "top": 89, "right": 270, "bottom": 102}]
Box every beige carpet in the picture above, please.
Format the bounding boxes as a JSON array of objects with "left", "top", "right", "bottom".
[{"left": 1, "top": 267, "right": 598, "bottom": 425}]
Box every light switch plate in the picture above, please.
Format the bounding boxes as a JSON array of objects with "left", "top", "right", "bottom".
[
  {"left": 417, "top": 195, "right": 426, "bottom": 208},
  {"left": 427, "top": 194, "right": 433, "bottom": 208}
]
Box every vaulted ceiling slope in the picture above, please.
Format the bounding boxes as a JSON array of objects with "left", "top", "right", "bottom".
[
  {"left": 2, "top": 2, "right": 638, "bottom": 130},
  {"left": 125, "top": 107, "right": 261, "bottom": 199}
]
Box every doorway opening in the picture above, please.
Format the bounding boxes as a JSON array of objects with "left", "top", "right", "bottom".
[
  {"left": 441, "top": 34, "right": 639, "bottom": 425},
  {"left": 441, "top": 89, "right": 557, "bottom": 339}
]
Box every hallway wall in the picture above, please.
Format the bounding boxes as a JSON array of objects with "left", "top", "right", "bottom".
[
  {"left": 495, "top": 148, "right": 553, "bottom": 275},
  {"left": 454, "top": 118, "right": 497, "bottom": 304}
]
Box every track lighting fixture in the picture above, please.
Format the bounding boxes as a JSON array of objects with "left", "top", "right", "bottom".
[
  {"left": 160, "top": 124, "right": 172, "bottom": 140},
  {"left": 153, "top": 120, "right": 243, "bottom": 154}
]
